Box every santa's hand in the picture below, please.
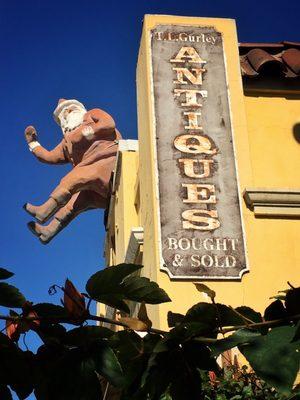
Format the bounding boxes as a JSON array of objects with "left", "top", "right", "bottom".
[
  {"left": 25, "top": 126, "right": 38, "bottom": 143},
  {"left": 25, "top": 126, "right": 41, "bottom": 152}
]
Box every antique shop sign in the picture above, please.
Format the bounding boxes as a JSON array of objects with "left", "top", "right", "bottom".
[{"left": 151, "top": 25, "right": 248, "bottom": 279}]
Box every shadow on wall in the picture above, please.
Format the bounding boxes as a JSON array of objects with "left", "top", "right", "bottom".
[{"left": 293, "top": 123, "right": 300, "bottom": 144}]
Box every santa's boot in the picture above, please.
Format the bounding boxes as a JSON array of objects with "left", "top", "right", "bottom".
[
  {"left": 24, "top": 187, "right": 72, "bottom": 223},
  {"left": 27, "top": 219, "right": 64, "bottom": 245},
  {"left": 24, "top": 198, "right": 58, "bottom": 224}
]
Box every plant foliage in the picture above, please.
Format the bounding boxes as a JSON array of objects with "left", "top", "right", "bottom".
[{"left": 0, "top": 264, "right": 299, "bottom": 399}]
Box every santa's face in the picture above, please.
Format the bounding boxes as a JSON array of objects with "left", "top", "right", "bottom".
[{"left": 59, "top": 105, "right": 86, "bottom": 134}]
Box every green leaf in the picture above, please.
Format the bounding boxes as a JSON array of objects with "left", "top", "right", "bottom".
[
  {"left": 0, "top": 331, "right": 15, "bottom": 347},
  {"left": 217, "top": 304, "right": 244, "bottom": 327},
  {"left": 270, "top": 294, "right": 286, "bottom": 301},
  {"left": 0, "top": 282, "right": 26, "bottom": 308},
  {"left": 167, "top": 311, "right": 184, "bottom": 327},
  {"left": 99, "top": 295, "right": 131, "bottom": 314},
  {"left": 292, "top": 320, "right": 300, "bottom": 342},
  {"left": 37, "top": 324, "right": 67, "bottom": 345},
  {"left": 194, "top": 283, "right": 216, "bottom": 301},
  {"left": 210, "top": 329, "right": 261, "bottom": 357},
  {"left": 86, "top": 264, "right": 143, "bottom": 297},
  {"left": 142, "top": 337, "right": 213, "bottom": 400},
  {"left": 159, "top": 392, "right": 172, "bottom": 400},
  {"left": 10, "top": 380, "right": 33, "bottom": 400},
  {"left": 86, "top": 264, "right": 143, "bottom": 313},
  {"left": 235, "top": 306, "right": 262, "bottom": 324},
  {"left": 65, "top": 326, "right": 114, "bottom": 346},
  {"left": 79, "top": 357, "right": 103, "bottom": 400},
  {"left": 0, "top": 268, "right": 14, "bottom": 280},
  {"left": 0, "top": 385, "right": 12, "bottom": 400},
  {"left": 285, "top": 288, "right": 300, "bottom": 317},
  {"left": 184, "top": 302, "right": 249, "bottom": 330},
  {"left": 32, "top": 304, "right": 68, "bottom": 344},
  {"left": 171, "top": 322, "right": 214, "bottom": 341},
  {"left": 264, "top": 300, "right": 287, "bottom": 321},
  {"left": 86, "top": 264, "right": 170, "bottom": 312},
  {"left": 93, "top": 341, "right": 124, "bottom": 388},
  {"left": 33, "top": 303, "right": 68, "bottom": 319},
  {"left": 169, "top": 367, "right": 203, "bottom": 400},
  {"left": 121, "top": 276, "right": 171, "bottom": 304},
  {"left": 0, "top": 349, "right": 35, "bottom": 396},
  {"left": 240, "top": 325, "right": 300, "bottom": 394},
  {"left": 109, "top": 330, "right": 143, "bottom": 362},
  {"left": 109, "top": 330, "right": 148, "bottom": 393},
  {"left": 184, "top": 302, "right": 217, "bottom": 327},
  {"left": 35, "top": 346, "right": 103, "bottom": 400}
]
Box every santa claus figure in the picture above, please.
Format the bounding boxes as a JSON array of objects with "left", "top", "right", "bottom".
[{"left": 24, "top": 98, "right": 121, "bottom": 244}]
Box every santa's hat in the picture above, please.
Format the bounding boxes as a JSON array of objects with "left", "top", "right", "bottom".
[{"left": 53, "top": 98, "right": 86, "bottom": 125}]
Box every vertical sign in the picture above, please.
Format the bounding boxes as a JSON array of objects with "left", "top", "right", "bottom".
[{"left": 151, "top": 25, "right": 248, "bottom": 279}]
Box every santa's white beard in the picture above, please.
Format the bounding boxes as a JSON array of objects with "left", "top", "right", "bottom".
[{"left": 60, "top": 109, "right": 85, "bottom": 133}]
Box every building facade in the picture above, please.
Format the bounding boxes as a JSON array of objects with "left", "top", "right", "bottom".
[{"left": 100, "top": 15, "right": 300, "bottom": 331}]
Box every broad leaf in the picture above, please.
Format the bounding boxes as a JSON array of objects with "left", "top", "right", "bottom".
[
  {"left": 86, "top": 264, "right": 143, "bottom": 298},
  {"left": 65, "top": 326, "right": 113, "bottom": 346},
  {"left": 90, "top": 294, "right": 130, "bottom": 314},
  {"left": 264, "top": 300, "right": 287, "bottom": 321},
  {"left": 0, "top": 268, "right": 14, "bottom": 280},
  {"left": 184, "top": 302, "right": 248, "bottom": 331},
  {"left": 285, "top": 288, "right": 300, "bottom": 317},
  {"left": 167, "top": 311, "right": 184, "bottom": 327},
  {"left": 0, "top": 331, "right": 15, "bottom": 347},
  {"left": 142, "top": 337, "right": 215, "bottom": 399},
  {"left": 194, "top": 283, "right": 216, "bottom": 301},
  {"left": 217, "top": 304, "right": 244, "bottom": 327},
  {"left": 35, "top": 346, "right": 102, "bottom": 400},
  {"left": 210, "top": 329, "right": 261, "bottom": 357},
  {"left": 0, "top": 349, "right": 35, "bottom": 397},
  {"left": 109, "top": 330, "right": 143, "bottom": 362},
  {"left": 33, "top": 303, "right": 68, "bottom": 320},
  {"left": 86, "top": 264, "right": 143, "bottom": 312},
  {"left": 0, "top": 283, "right": 26, "bottom": 308},
  {"left": 10, "top": 380, "right": 33, "bottom": 400},
  {"left": 235, "top": 306, "right": 262, "bottom": 324},
  {"left": 86, "top": 264, "right": 170, "bottom": 312},
  {"left": 169, "top": 367, "right": 203, "bottom": 400},
  {"left": 292, "top": 320, "right": 300, "bottom": 342},
  {"left": 240, "top": 325, "right": 300, "bottom": 394},
  {"left": 79, "top": 357, "right": 103, "bottom": 400},
  {"left": 184, "top": 302, "right": 217, "bottom": 327},
  {"left": 110, "top": 331, "right": 160, "bottom": 395},
  {"left": 93, "top": 341, "right": 124, "bottom": 388},
  {"left": 170, "top": 322, "right": 215, "bottom": 341},
  {"left": 121, "top": 276, "right": 171, "bottom": 304},
  {"left": 0, "top": 385, "right": 12, "bottom": 400},
  {"left": 32, "top": 303, "right": 68, "bottom": 344},
  {"left": 37, "top": 323, "right": 67, "bottom": 345}
]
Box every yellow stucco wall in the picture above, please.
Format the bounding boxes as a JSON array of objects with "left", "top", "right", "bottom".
[
  {"left": 244, "top": 94, "right": 300, "bottom": 187},
  {"left": 104, "top": 15, "right": 300, "bottom": 331}
]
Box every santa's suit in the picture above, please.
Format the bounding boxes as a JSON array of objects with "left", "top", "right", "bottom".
[
  {"left": 27, "top": 107, "right": 121, "bottom": 243},
  {"left": 48, "top": 108, "right": 121, "bottom": 203}
]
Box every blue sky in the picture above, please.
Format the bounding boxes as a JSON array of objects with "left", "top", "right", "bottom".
[{"left": 0, "top": 0, "right": 299, "bottom": 397}]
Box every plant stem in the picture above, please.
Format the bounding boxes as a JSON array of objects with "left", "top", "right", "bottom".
[
  {"left": 220, "top": 313, "right": 300, "bottom": 334},
  {"left": 0, "top": 313, "right": 166, "bottom": 335},
  {"left": 0, "top": 311, "right": 299, "bottom": 338}
]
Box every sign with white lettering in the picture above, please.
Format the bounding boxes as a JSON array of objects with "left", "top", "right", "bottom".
[{"left": 150, "top": 25, "right": 248, "bottom": 279}]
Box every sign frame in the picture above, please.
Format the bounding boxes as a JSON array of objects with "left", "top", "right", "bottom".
[{"left": 148, "top": 22, "right": 249, "bottom": 280}]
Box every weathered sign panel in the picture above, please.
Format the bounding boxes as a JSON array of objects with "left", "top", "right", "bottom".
[{"left": 150, "top": 24, "right": 248, "bottom": 279}]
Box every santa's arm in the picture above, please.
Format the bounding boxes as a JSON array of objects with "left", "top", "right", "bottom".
[
  {"left": 25, "top": 126, "right": 68, "bottom": 165},
  {"left": 81, "top": 109, "right": 117, "bottom": 139}
]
